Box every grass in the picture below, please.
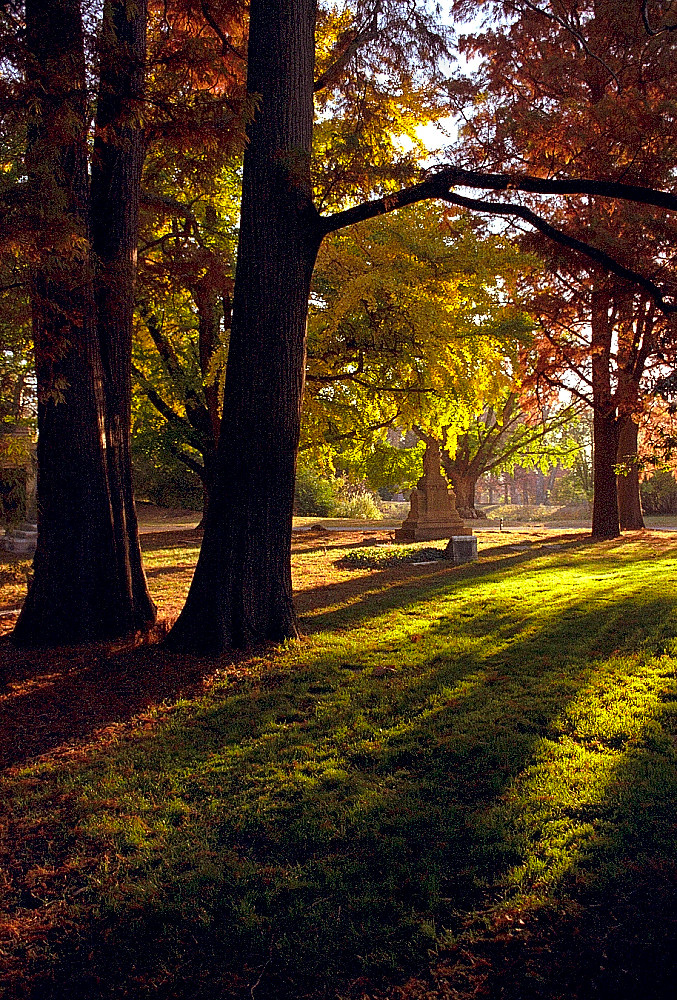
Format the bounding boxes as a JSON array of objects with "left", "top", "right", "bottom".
[{"left": 1, "top": 527, "right": 677, "bottom": 998}]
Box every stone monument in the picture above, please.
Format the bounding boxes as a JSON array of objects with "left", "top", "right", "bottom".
[{"left": 395, "top": 440, "right": 467, "bottom": 541}]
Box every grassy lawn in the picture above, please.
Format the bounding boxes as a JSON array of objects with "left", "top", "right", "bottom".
[{"left": 1, "top": 528, "right": 677, "bottom": 998}]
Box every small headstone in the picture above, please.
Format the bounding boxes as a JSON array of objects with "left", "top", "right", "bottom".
[{"left": 444, "top": 535, "right": 478, "bottom": 564}]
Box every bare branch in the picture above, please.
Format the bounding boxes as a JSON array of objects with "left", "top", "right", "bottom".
[
  {"left": 642, "top": 0, "right": 677, "bottom": 35},
  {"left": 321, "top": 166, "right": 677, "bottom": 236},
  {"left": 440, "top": 191, "right": 677, "bottom": 315},
  {"left": 314, "top": 5, "right": 381, "bottom": 93}
]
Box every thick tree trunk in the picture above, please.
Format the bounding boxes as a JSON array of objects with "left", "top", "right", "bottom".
[
  {"left": 14, "top": 0, "right": 142, "bottom": 645},
  {"left": 167, "top": 0, "right": 321, "bottom": 652},
  {"left": 90, "top": 0, "right": 156, "bottom": 631},
  {"left": 616, "top": 415, "right": 645, "bottom": 530},
  {"left": 590, "top": 284, "right": 620, "bottom": 539},
  {"left": 447, "top": 471, "right": 478, "bottom": 518}
]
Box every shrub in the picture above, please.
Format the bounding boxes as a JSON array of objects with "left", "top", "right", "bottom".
[
  {"left": 640, "top": 470, "right": 677, "bottom": 515},
  {"left": 336, "top": 493, "right": 383, "bottom": 519},
  {"left": 338, "top": 544, "right": 447, "bottom": 568},
  {"left": 132, "top": 453, "right": 203, "bottom": 510},
  {"left": 294, "top": 468, "right": 384, "bottom": 519},
  {"left": 294, "top": 465, "right": 339, "bottom": 516},
  {"left": 0, "top": 468, "right": 26, "bottom": 525},
  {"left": 334, "top": 475, "right": 383, "bottom": 520}
]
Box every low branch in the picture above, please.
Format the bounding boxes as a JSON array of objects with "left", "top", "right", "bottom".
[
  {"left": 132, "top": 365, "right": 190, "bottom": 431},
  {"left": 170, "top": 443, "right": 206, "bottom": 480},
  {"left": 132, "top": 365, "right": 205, "bottom": 452},
  {"left": 315, "top": 409, "right": 403, "bottom": 447},
  {"left": 321, "top": 166, "right": 677, "bottom": 236}
]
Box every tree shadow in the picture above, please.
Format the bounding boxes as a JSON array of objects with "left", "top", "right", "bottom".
[
  {"left": 295, "top": 533, "right": 590, "bottom": 629},
  {"left": 3, "top": 587, "right": 676, "bottom": 999},
  {"left": 0, "top": 632, "right": 244, "bottom": 769},
  {"left": 418, "top": 678, "right": 677, "bottom": 999},
  {"left": 139, "top": 529, "right": 202, "bottom": 553}
]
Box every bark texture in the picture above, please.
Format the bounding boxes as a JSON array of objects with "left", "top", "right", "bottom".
[
  {"left": 591, "top": 284, "right": 620, "bottom": 539},
  {"left": 616, "top": 415, "right": 645, "bottom": 530},
  {"left": 14, "top": 0, "right": 142, "bottom": 645},
  {"left": 91, "top": 0, "right": 156, "bottom": 631},
  {"left": 167, "top": 0, "right": 321, "bottom": 651}
]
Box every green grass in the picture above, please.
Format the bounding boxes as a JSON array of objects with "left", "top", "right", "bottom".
[{"left": 3, "top": 534, "right": 677, "bottom": 998}]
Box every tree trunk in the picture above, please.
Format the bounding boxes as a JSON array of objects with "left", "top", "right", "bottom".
[
  {"left": 196, "top": 287, "right": 225, "bottom": 448},
  {"left": 616, "top": 415, "right": 645, "bottom": 530},
  {"left": 193, "top": 285, "right": 222, "bottom": 528},
  {"left": 167, "top": 0, "right": 321, "bottom": 652},
  {"left": 90, "top": 0, "right": 156, "bottom": 632},
  {"left": 590, "top": 284, "right": 620, "bottom": 539},
  {"left": 448, "top": 471, "right": 478, "bottom": 518},
  {"left": 14, "top": 0, "right": 142, "bottom": 645}
]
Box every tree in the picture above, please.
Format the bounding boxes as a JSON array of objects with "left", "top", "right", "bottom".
[
  {"left": 302, "top": 203, "right": 533, "bottom": 461},
  {"left": 167, "top": 0, "right": 677, "bottom": 653},
  {"left": 8, "top": 0, "right": 248, "bottom": 644},
  {"left": 13, "top": 0, "right": 156, "bottom": 645},
  {"left": 415, "top": 395, "right": 579, "bottom": 517},
  {"left": 447, "top": 0, "right": 677, "bottom": 537}
]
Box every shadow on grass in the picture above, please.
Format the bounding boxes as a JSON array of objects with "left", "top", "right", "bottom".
[
  {"left": 3, "top": 580, "right": 677, "bottom": 999},
  {"left": 0, "top": 536, "right": 592, "bottom": 769},
  {"left": 0, "top": 634, "right": 238, "bottom": 769},
  {"left": 416, "top": 692, "right": 677, "bottom": 999},
  {"left": 296, "top": 533, "right": 590, "bottom": 630},
  {"left": 139, "top": 529, "right": 203, "bottom": 553}
]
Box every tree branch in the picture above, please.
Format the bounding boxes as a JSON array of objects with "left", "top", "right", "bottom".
[
  {"left": 132, "top": 364, "right": 194, "bottom": 435},
  {"left": 170, "top": 443, "right": 207, "bottom": 480},
  {"left": 439, "top": 191, "right": 677, "bottom": 314},
  {"left": 642, "top": 0, "right": 677, "bottom": 34},
  {"left": 314, "top": 6, "right": 381, "bottom": 93},
  {"left": 320, "top": 165, "right": 677, "bottom": 236},
  {"left": 200, "top": 1, "right": 246, "bottom": 61}
]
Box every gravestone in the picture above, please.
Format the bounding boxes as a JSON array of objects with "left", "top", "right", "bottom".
[
  {"left": 396, "top": 441, "right": 467, "bottom": 541},
  {"left": 445, "top": 534, "right": 478, "bottom": 564}
]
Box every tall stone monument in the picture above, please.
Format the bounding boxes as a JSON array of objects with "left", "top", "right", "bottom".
[{"left": 396, "top": 440, "right": 467, "bottom": 541}]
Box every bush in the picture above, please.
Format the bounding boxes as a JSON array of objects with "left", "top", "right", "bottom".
[
  {"left": 338, "top": 544, "right": 447, "bottom": 568},
  {"left": 132, "top": 453, "right": 203, "bottom": 510},
  {"left": 0, "top": 468, "right": 26, "bottom": 525},
  {"left": 334, "top": 475, "right": 383, "bottom": 519},
  {"left": 294, "top": 468, "right": 384, "bottom": 519},
  {"left": 294, "top": 466, "right": 339, "bottom": 516},
  {"left": 336, "top": 493, "right": 383, "bottom": 519},
  {"left": 641, "top": 470, "right": 677, "bottom": 515}
]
